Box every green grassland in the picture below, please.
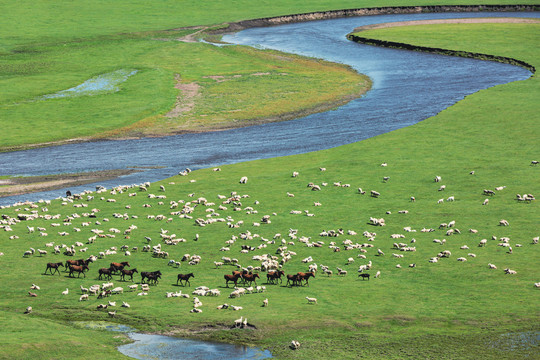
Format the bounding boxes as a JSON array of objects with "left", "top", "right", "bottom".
[
  {"left": 1, "top": 6, "right": 540, "bottom": 360},
  {"left": 1, "top": 1, "right": 538, "bottom": 150},
  {"left": 0, "top": 32, "right": 369, "bottom": 150},
  {"left": 1, "top": 22, "right": 539, "bottom": 358}
]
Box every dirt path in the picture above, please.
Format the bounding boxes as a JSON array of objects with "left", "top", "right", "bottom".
[
  {"left": 166, "top": 75, "right": 201, "bottom": 118},
  {"left": 353, "top": 17, "right": 540, "bottom": 32}
]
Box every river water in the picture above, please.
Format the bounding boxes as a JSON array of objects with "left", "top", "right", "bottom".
[{"left": 1, "top": 11, "right": 538, "bottom": 205}]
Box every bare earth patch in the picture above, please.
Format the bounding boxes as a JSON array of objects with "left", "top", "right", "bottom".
[
  {"left": 353, "top": 17, "right": 540, "bottom": 32},
  {"left": 0, "top": 169, "right": 142, "bottom": 197},
  {"left": 166, "top": 74, "right": 201, "bottom": 118}
]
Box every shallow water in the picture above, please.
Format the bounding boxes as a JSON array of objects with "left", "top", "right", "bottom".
[
  {"left": 489, "top": 331, "right": 540, "bottom": 351},
  {"left": 41, "top": 69, "right": 138, "bottom": 99},
  {"left": 118, "top": 333, "right": 273, "bottom": 360},
  {"left": 1, "top": 11, "right": 538, "bottom": 205}
]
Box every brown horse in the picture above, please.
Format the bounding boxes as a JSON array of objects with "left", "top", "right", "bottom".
[
  {"left": 224, "top": 273, "right": 242, "bottom": 288},
  {"left": 120, "top": 268, "right": 138, "bottom": 281},
  {"left": 44, "top": 262, "right": 64, "bottom": 275},
  {"left": 243, "top": 273, "right": 260, "bottom": 286},
  {"left": 296, "top": 271, "right": 315, "bottom": 286},
  {"left": 286, "top": 274, "right": 300, "bottom": 287},
  {"left": 110, "top": 261, "right": 130, "bottom": 274},
  {"left": 267, "top": 270, "right": 285, "bottom": 284},
  {"left": 65, "top": 259, "right": 88, "bottom": 270},
  {"left": 69, "top": 264, "right": 89, "bottom": 278},
  {"left": 176, "top": 273, "right": 194, "bottom": 286},
  {"left": 98, "top": 267, "right": 114, "bottom": 280}
]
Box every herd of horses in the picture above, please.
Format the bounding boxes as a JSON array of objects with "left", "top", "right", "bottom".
[{"left": 43, "top": 259, "right": 316, "bottom": 288}]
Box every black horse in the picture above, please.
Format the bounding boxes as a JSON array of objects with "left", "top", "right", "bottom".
[
  {"left": 141, "top": 270, "right": 162, "bottom": 284},
  {"left": 176, "top": 273, "right": 194, "bottom": 286}
]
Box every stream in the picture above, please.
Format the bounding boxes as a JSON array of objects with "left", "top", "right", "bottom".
[{"left": 1, "top": 11, "right": 537, "bottom": 205}]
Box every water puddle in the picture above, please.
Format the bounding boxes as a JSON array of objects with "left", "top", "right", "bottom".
[
  {"left": 118, "top": 333, "right": 273, "bottom": 360},
  {"left": 489, "top": 331, "right": 540, "bottom": 351},
  {"left": 74, "top": 321, "right": 272, "bottom": 359},
  {"left": 41, "top": 69, "right": 138, "bottom": 99}
]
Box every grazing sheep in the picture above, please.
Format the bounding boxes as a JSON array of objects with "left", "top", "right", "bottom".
[
  {"left": 434, "top": 176, "right": 441, "bottom": 182},
  {"left": 482, "top": 199, "right": 489, "bottom": 205},
  {"left": 30, "top": 284, "right": 40, "bottom": 290},
  {"left": 62, "top": 288, "right": 69, "bottom": 295},
  {"left": 488, "top": 263, "right": 497, "bottom": 269},
  {"left": 438, "top": 185, "right": 446, "bottom": 191},
  {"left": 28, "top": 292, "right": 38, "bottom": 297},
  {"left": 504, "top": 268, "right": 517, "bottom": 275},
  {"left": 121, "top": 301, "right": 130, "bottom": 308},
  {"left": 79, "top": 294, "right": 89, "bottom": 301},
  {"left": 24, "top": 306, "right": 32, "bottom": 314},
  {"left": 239, "top": 177, "right": 248, "bottom": 184},
  {"left": 305, "top": 296, "right": 317, "bottom": 304},
  {"left": 374, "top": 271, "right": 381, "bottom": 278},
  {"left": 262, "top": 298, "right": 268, "bottom": 307},
  {"left": 499, "top": 219, "right": 509, "bottom": 226},
  {"left": 290, "top": 340, "right": 301, "bottom": 350},
  {"left": 108, "top": 311, "right": 116, "bottom": 318}
]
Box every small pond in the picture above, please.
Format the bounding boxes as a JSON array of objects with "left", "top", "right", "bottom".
[
  {"left": 118, "top": 333, "right": 273, "bottom": 360},
  {"left": 41, "top": 69, "right": 138, "bottom": 99},
  {"left": 75, "top": 321, "right": 272, "bottom": 360}
]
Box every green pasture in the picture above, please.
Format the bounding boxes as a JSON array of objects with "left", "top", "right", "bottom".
[
  {"left": 0, "top": 33, "right": 368, "bottom": 149},
  {"left": 0, "top": 4, "right": 539, "bottom": 360},
  {"left": 1, "top": 1, "right": 538, "bottom": 150},
  {"left": 1, "top": 23, "right": 539, "bottom": 358}
]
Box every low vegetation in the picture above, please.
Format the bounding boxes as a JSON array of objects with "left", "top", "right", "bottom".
[{"left": 0, "top": 7, "right": 539, "bottom": 360}]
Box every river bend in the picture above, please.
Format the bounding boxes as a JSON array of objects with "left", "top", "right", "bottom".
[{"left": 1, "top": 11, "right": 537, "bottom": 205}]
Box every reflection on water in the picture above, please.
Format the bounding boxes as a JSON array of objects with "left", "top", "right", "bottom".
[{"left": 41, "top": 69, "right": 138, "bottom": 99}]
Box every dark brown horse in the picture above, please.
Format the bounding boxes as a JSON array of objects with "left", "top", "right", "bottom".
[
  {"left": 110, "top": 261, "right": 130, "bottom": 274},
  {"left": 286, "top": 274, "right": 300, "bottom": 287},
  {"left": 176, "top": 273, "right": 194, "bottom": 286},
  {"left": 296, "top": 271, "right": 315, "bottom": 286},
  {"left": 358, "top": 273, "right": 370, "bottom": 280},
  {"left": 44, "top": 262, "right": 64, "bottom": 275},
  {"left": 224, "top": 273, "right": 242, "bottom": 287},
  {"left": 242, "top": 273, "right": 260, "bottom": 286},
  {"left": 68, "top": 264, "right": 89, "bottom": 278},
  {"left": 266, "top": 270, "right": 285, "bottom": 284},
  {"left": 120, "top": 268, "right": 138, "bottom": 281},
  {"left": 141, "top": 270, "right": 162, "bottom": 284},
  {"left": 98, "top": 267, "right": 114, "bottom": 280}
]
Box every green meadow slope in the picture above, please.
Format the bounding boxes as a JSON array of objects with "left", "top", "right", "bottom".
[
  {"left": 1, "top": 1, "right": 538, "bottom": 150},
  {"left": 0, "top": 23, "right": 539, "bottom": 359}
]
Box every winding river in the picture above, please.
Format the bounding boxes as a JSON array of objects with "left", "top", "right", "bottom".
[{"left": 1, "top": 11, "right": 538, "bottom": 205}]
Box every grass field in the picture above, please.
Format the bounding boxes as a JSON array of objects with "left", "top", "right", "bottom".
[
  {"left": 1, "top": 23, "right": 539, "bottom": 358},
  {"left": 1, "top": 3, "right": 539, "bottom": 359},
  {"left": 1, "top": 1, "right": 537, "bottom": 150},
  {"left": 0, "top": 33, "right": 369, "bottom": 150}
]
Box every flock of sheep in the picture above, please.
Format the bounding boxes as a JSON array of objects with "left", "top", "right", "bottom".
[{"left": 0, "top": 161, "right": 538, "bottom": 343}]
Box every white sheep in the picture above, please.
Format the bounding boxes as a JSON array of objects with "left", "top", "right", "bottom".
[
  {"left": 305, "top": 296, "right": 317, "bottom": 304},
  {"left": 239, "top": 177, "right": 248, "bottom": 184},
  {"left": 79, "top": 294, "right": 89, "bottom": 301},
  {"left": 262, "top": 298, "right": 268, "bottom": 307},
  {"left": 62, "top": 288, "right": 69, "bottom": 295}
]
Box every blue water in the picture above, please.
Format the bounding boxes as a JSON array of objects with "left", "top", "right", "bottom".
[
  {"left": 1, "top": 11, "right": 538, "bottom": 205},
  {"left": 118, "top": 332, "right": 272, "bottom": 360},
  {"left": 41, "top": 69, "right": 138, "bottom": 99}
]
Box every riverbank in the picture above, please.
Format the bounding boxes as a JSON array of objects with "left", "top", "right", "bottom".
[
  {"left": 347, "top": 17, "right": 539, "bottom": 73},
  {"left": 2, "top": 5, "right": 538, "bottom": 153},
  {"left": 0, "top": 169, "right": 142, "bottom": 197}
]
